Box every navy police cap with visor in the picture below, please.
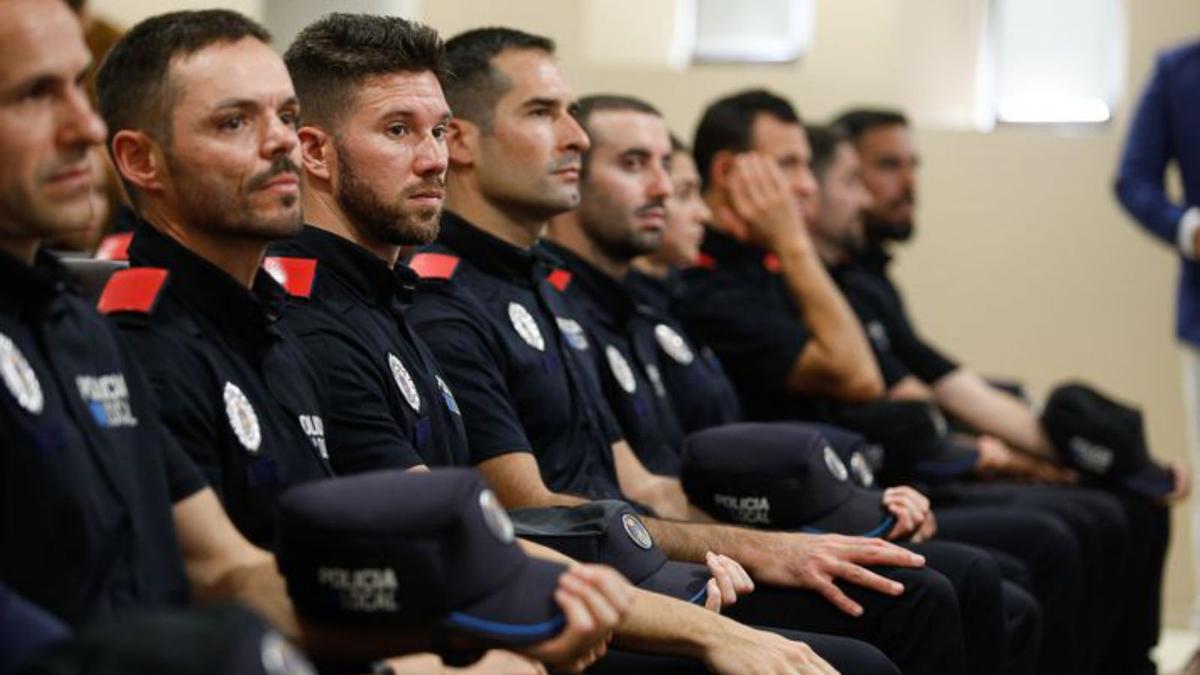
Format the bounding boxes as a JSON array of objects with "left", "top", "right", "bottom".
[
  {"left": 510, "top": 501, "right": 710, "bottom": 606},
  {"left": 682, "top": 423, "right": 896, "bottom": 537},
  {"left": 276, "top": 468, "right": 567, "bottom": 645}
]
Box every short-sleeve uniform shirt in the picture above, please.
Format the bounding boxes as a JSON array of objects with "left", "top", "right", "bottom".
[
  {"left": 0, "top": 249, "right": 203, "bottom": 626},
  {"left": 405, "top": 213, "right": 625, "bottom": 501},
  {"left": 538, "top": 242, "right": 686, "bottom": 476},
  {"left": 269, "top": 225, "right": 469, "bottom": 473},
  {"left": 626, "top": 269, "right": 742, "bottom": 433},
  {"left": 101, "top": 225, "right": 333, "bottom": 549}
]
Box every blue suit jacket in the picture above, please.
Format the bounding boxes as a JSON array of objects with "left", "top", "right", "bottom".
[{"left": 1115, "top": 40, "right": 1200, "bottom": 345}]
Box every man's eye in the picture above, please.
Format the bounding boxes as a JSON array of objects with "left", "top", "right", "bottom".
[
  {"left": 220, "top": 115, "right": 245, "bottom": 131},
  {"left": 388, "top": 123, "right": 408, "bottom": 136},
  {"left": 280, "top": 111, "right": 299, "bottom": 128},
  {"left": 433, "top": 125, "right": 448, "bottom": 139}
]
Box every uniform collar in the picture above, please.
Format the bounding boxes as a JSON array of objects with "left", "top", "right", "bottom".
[
  {"left": 288, "top": 225, "right": 416, "bottom": 305},
  {"left": 0, "top": 247, "right": 78, "bottom": 317},
  {"left": 625, "top": 268, "right": 678, "bottom": 314},
  {"left": 128, "top": 221, "right": 287, "bottom": 337},
  {"left": 699, "top": 226, "right": 769, "bottom": 269},
  {"left": 539, "top": 240, "right": 637, "bottom": 325},
  {"left": 855, "top": 244, "right": 894, "bottom": 275},
  {"left": 438, "top": 211, "right": 560, "bottom": 286}
]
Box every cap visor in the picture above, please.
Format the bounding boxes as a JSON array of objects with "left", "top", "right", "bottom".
[
  {"left": 802, "top": 489, "right": 895, "bottom": 538},
  {"left": 638, "top": 561, "right": 710, "bottom": 605},
  {"left": 915, "top": 441, "right": 979, "bottom": 478},
  {"left": 443, "top": 558, "right": 567, "bottom": 645},
  {"left": 1120, "top": 463, "right": 1175, "bottom": 499}
]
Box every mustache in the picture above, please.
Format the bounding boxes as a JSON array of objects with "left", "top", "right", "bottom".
[
  {"left": 634, "top": 198, "right": 666, "bottom": 216},
  {"left": 403, "top": 177, "right": 446, "bottom": 197},
  {"left": 548, "top": 155, "right": 582, "bottom": 172},
  {"left": 246, "top": 155, "right": 301, "bottom": 191}
]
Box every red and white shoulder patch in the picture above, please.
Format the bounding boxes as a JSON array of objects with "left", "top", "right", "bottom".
[
  {"left": 94, "top": 232, "right": 133, "bottom": 262},
  {"left": 546, "top": 268, "right": 572, "bottom": 292},
  {"left": 97, "top": 267, "right": 169, "bottom": 315},
  {"left": 263, "top": 256, "right": 317, "bottom": 298},
  {"left": 408, "top": 253, "right": 460, "bottom": 280}
]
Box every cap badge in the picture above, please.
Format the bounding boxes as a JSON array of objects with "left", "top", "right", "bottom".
[
  {"left": 508, "top": 302, "right": 545, "bottom": 352},
  {"left": 850, "top": 452, "right": 875, "bottom": 487},
  {"left": 1068, "top": 436, "right": 1115, "bottom": 474},
  {"left": 824, "top": 446, "right": 849, "bottom": 482},
  {"left": 479, "top": 489, "right": 515, "bottom": 544},
  {"left": 605, "top": 345, "right": 638, "bottom": 394},
  {"left": 224, "top": 382, "right": 262, "bottom": 453},
  {"left": 654, "top": 324, "right": 694, "bottom": 365},
  {"left": 388, "top": 353, "right": 422, "bottom": 412},
  {"left": 622, "top": 513, "right": 654, "bottom": 550},
  {"left": 0, "top": 332, "right": 43, "bottom": 415}
]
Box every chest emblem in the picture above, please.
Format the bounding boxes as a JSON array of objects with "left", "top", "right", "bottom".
[
  {"left": 605, "top": 345, "right": 638, "bottom": 394},
  {"left": 654, "top": 324, "right": 695, "bottom": 365},
  {"left": 0, "top": 332, "right": 43, "bottom": 415},
  {"left": 0, "top": 329, "right": 43, "bottom": 413},
  {"left": 508, "top": 302, "right": 545, "bottom": 352},
  {"left": 556, "top": 317, "right": 589, "bottom": 351},
  {"left": 436, "top": 375, "right": 461, "bottom": 416},
  {"left": 224, "top": 382, "right": 262, "bottom": 453},
  {"left": 388, "top": 353, "right": 422, "bottom": 412}
]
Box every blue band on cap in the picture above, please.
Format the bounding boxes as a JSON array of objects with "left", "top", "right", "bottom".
[
  {"left": 443, "top": 612, "right": 566, "bottom": 638},
  {"left": 688, "top": 587, "right": 708, "bottom": 605},
  {"left": 801, "top": 514, "right": 896, "bottom": 539}
]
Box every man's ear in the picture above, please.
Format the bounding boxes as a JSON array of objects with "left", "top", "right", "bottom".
[
  {"left": 298, "top": 125, "right": 333, "bottom": 182},
  {"left": 447, "top": 118, "right": 479, "bottom": 169},
  {"left": 708, "top": 150, "right": 736, "bottom": 194},
  {"left": 110, "top": 129, "right": 164, "bottom": 195}
]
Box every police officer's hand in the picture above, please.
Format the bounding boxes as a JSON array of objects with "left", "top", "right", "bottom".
[
  {"left": 882, "top": 486, "right": 936, "bottom": 543},
  {"left": 521, "top": 565, "right": 632, "bottom": 673},
  {"left": 1163, "top": 460, "right": 1192, "bottom": 505},
  {"left": 703, "top": 551, "right": 755, "bottom": 612},
  {"left": 976, "top": 435, "right": 1077, "bottom": 484},
  {"left": 745, "top": 532, "right": 925, "bottom": 617},
  {"left": 719, "top": 153, "right": 809, "bottom": 252},
  {"left": 704, "top": 623, "right": 840, "bottom": 675},
  {"left": 452, "top": 650, "right": 548, "bottom": 675}
]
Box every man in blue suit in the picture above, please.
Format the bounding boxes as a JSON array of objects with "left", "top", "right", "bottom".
[{"left": 1115, "top": 37, "right": 1200, "bottom": 627}]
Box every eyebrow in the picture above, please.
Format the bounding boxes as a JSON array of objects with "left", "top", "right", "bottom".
[
  {"left": 212, "top": 95, "right": 299, "bottom": 111},
  {"left": 380, "top": 108, "right": 453, "bottom": 125},
  {"left": 521, "top": 96, "right": 564, "bottom": 110}
]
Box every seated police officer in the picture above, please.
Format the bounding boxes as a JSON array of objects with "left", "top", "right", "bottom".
[
  {"left": 264, "top": 15, "right": 892, "bottom": 675},
  {"left": 0, "top": 0, "right": 309, "bottom": 647},
  {"left": 405, "top": 26, "right": 972, "bottom": 675},
  {"left": 540, "top": 94, "right": 1042, "bottom": 675},
  {"left": 829, "top": 109, "right": 1178, "bottom": 675},
  {"left": 89, "top": 10, "right": 629, "bottom": 673}
]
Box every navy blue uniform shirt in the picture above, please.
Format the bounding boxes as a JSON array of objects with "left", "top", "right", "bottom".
[
  {"left": 102, "top": 224, "right": 333, "bottom": 549},
  {"left": 1, "top": 248, "right": 202, "bottom": 626},
  {"left": 405, "top": 213, "right": 625, "bottom": 501},
  {"left": 537, "top": 241, "right": 684, "bottom": 476},
  {"left": 626, "top": 268, "right": 742, "bottom": 434},
  {"left": 269, "top": 225, "right": 469, "bottom": 473}
]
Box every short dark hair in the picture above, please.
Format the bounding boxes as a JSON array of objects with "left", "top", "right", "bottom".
[
  {"left": 572, "top": 94, "right": 662, "bottom": 177},
  {"left": 669, "top": 133, "right": 688, "bottom": 153},
  {"left": 806, "top": 124, "right": 851, "bottom": 182},
  {"left": 831, "top": 108, "right": 909, "bottom": 142},
  {"left": 95, "top": 10, "right": 271, "bottom": 203},
  {"left": 284, "top": 14, "right": 446, "bottom": 129},
  {"left": 443, "top": 27, "right": 555, "bottom": 132},
  {"left": 692, "top": 89, "right": 802, "bottom": 190}
]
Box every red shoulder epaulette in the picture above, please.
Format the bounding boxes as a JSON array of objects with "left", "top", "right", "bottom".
[
  {"left": 762, "top": 253, "right": 781, "bottom": 274},
  {"left": 263, "top": 256, "right": 317, "bottom": 298},
  {"left": 95, "top": 232, "right": 133, "bottom": 262},
  {"left": 693, "top": 252, "right": 717, "bottom": 270},
  {"left": 547, "top": 268, "right": 572, "bottom": 292},
  {"left": 97, "top": 267, "right": 169, "bottom": 315},
  {"left": 409, "top": 253, "right": 460, "bottom": 280}
]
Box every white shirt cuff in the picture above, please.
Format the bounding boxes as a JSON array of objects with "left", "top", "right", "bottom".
[{"left": 1178, "top": 207, "right": 1200, "bottom": 259}]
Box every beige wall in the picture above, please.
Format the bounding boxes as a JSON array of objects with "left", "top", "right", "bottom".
[{"left": 91, "top": 0, "right": 1200, "bottom": 627}]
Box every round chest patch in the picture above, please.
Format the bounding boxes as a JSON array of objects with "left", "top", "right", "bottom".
[
  {"left": 823, "top": 445, "right": 849, "bottom": 482},
  {"left": 388, "top": 353, "right": 422, "bottom": 412},
  {"left": 556, "top": 317, "right": 589, "bottom": 351},
  {"left": 223, "top": 382, "right": 262, "bottom": 453},
  {"left": 850, "top": 452, "right": 875, "bottom": 487},
  {"left": 508, "top": 302, "right": 545, "bottom": 352},
  {"left": 622, "top": 513, "right": 654, "bottom": 550},
  {"left": 436, "top": 375, "right": 460, "bottom": 415},
  {"left": 0, "top": 332, "right": 43, "bottom": 415},
  {"left": 654, "top": 323, "right": 694, "bottom": 365},
  {"left": 479, "top": 489, "right": 515, "bottom": 543},
  {"left": 605, "top": 345, "right": 637, "bottom": 394}
]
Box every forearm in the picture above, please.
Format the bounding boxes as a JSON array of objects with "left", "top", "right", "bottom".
[
  {"left": 934, "top": 369, "right": 1056, "bottom": 459},
  {"left": 612, "top": 441, "right": 690, "bottom": 519},
  {"left": 610, "top": 588, "right": 726, "bottom": 660},
  {"left": 476, "top": 453, "right": 591, "bottom": 509},
  {"left": 775, "top": 239, "right": 883, "bottom": 401},
  {"left": 643, "top": 517, "right": 765, "bottom": 566}
]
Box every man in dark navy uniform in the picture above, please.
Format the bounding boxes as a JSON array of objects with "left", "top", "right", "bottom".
[
  {"left": 91, "top": 10, "right": 333, "bottom": 551},
  {"left": 406, "top": 26, "right": 974, "bottom": 675},
  {"left": 0, "top": 0, "right": 319, "bottom": 645}
]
